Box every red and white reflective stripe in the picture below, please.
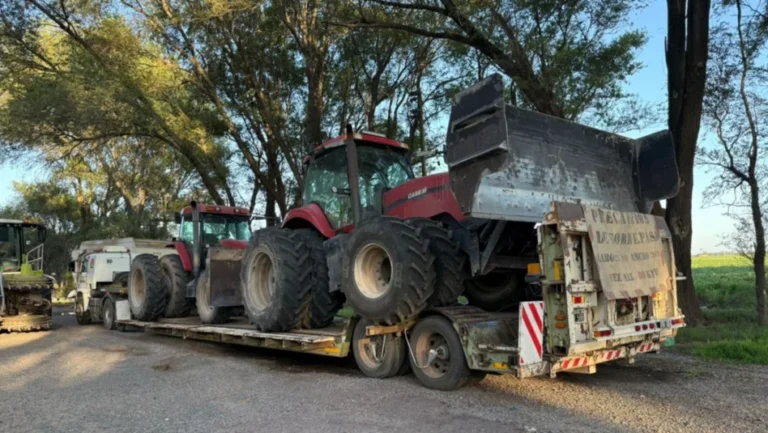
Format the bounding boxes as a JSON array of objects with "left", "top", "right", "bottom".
[
  {"left": 561, "top": 357, "right": 588, "bottom": 370},
  {"left": 637, "top": 342, "right": 656, "bottom": 353},
  {"left": 601, "top": 348, "right": 624, "bottom": 361},
  {"left": 518, "top": 301, "right": 545, "bottom": 365}
]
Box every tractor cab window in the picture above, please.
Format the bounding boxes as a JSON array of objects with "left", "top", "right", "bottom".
[
  {"left": 0, "top": 225, "right": 21, "bottom": 272},
  {"left": 179, "top": 214, "right": 250, "bottom": 244},
  {"left": 303, "top": 144, "right": 414, "bottom": 228}
]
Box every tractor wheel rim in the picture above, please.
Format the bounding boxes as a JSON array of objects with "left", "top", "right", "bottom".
[
  {"left": 247, "top": 251, "right": 274, "bottom": 311},
  {"left": 415, "top": 331, "right": 451, "bottom": 379},
  {"left": 354, "top": 242, "right": 392, "bottom": 299},
  {"left": 130, "top": 269, "right": 145, "bottom": 306}
]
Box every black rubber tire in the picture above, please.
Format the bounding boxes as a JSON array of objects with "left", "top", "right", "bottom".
[
  {"left": 0, "top": 314, "right": 51, "bottom": 332},
  {"left": 102, "top": 298, "right": 117, "bottom": 331},
  {"left": 196, "top": 269, "right": 232, "bottom": 324},
  {"left": 295, "top": 229, "right": 345, "bottom": 329},
  {"left": 75, "top": 296, "right": 92, "bottom": 325},
  {"left": 128, "top": 254, "right": 168, "bottom": 321},
  {"left": 342, "top": 217, "right": 435, "bottom": 325},
  {"left": 407, "top": 218, "right": 467, "bottom": 306},
  {"left": 409, "top": 315, "right": 471, "bottom": 391},
  {"left": 463, "top": 271, "right": 524, "bottom": 312},
  {"left": 240, "top": 228, "right": 312, "bottom": 332},
  {"left": 161, "top": 255, "right": 193, "bottom": 318},
  {"left": 352, "top": 319, "right": 406, "bottom": 379}
]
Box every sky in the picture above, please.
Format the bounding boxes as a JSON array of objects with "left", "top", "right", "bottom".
[{"left": 0, "top": 1, "right": 735, "bottom": 253}]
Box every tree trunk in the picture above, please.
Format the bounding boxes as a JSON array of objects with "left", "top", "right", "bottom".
[
  {"left": 750, "top": 183, "right": 768, "bottom": 326},
  {"left": 664, "top": 0, "right": 711, "bottom": 325},
  {"left": 306, "top": 68, "right": 325, "bottom": 149}
]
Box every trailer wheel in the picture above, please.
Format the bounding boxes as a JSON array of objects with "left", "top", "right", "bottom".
[
  {"left": 408, "top": 315, "right": 470, "bottom": 391},
  {"left": 161, "top": 255, "right": 193, "bottom": 318},
  {"left": 102, "top": 298, "right": 117, "bottom": 331},
  {"left": 75, "top": 295, "right": 91, "bottom": 325},
  {"left": 295, "top": 229, "right": 344, "bottom": 329},
  {"left": 407, "top": 218, "right": 467, "bottom": 306},
  {"left": 129, "top": 254, "right": 168, "bottom": 321},
  {"left": 343, "top": 217, "right": 435, "bottom": 325},
  {"left": 196, "top": 269, "right": 231, "bottom": 324},
  {"left": 463, "top": 271, "right": 524, "bottom": 312},
  {"left": 240, "top": 228, "right": 312, "bottom": 332},
  {"left": 352, "top": 319, "right": 406, "bottom": 379}
]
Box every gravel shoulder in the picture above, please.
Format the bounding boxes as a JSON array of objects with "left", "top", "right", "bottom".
[{"left": 0, "top": 308, "right": 765, "bottom": 433}]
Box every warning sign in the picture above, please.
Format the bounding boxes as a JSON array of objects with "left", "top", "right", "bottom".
[{"left": 583, "top": 206, "right": 672, "bottom": 300}]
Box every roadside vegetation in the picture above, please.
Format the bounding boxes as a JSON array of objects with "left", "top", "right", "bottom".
[{"left": 676, "top": 254, "right": 768, "bottom": 364}]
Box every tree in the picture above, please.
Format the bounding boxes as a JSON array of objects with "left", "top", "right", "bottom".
[
  {"left": 665, "top": 0, "right": 711, "bottom": 325},
  {"left": 699, "top": 0, "right": 768, "bottom": 325}
]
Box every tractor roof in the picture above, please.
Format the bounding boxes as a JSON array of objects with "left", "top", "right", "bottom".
[
  {"left": 0, "top": 219, "right": 43, "bottom": 227},
  {"left": 180, "top": 204, "right": 251, "bottom": 217},
  {"left": 313, "top": 132, "right": 409, "bottom": 156}
]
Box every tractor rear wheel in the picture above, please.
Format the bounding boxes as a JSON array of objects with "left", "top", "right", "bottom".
[
  {"left": 296, "top": 229, "right": 344, "bottom": 329},
  {"left": 407, "top": 219, "right": 466, "bottom": 306},
  {"left": 161, "top": 255, "right": 193, "bottom": 318},
  {"left": 196, "top": 269, "right": 231, "bottom": 324},
  {"left": 463, "top": 271, "right": 524, "bottom": 312},
  {"left": 240, "top": 228, "right": 312, "bottom": 332},
  {"left": 128, "top": 254, "right": 168, "bottom": 321},
  {"left": 343, "top": 217, "right": 435, "bottom": 325},
  {"left": 352, "top": 319, "right": 406, "bottom": 378}
]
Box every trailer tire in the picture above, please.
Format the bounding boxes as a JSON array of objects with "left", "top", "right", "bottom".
[
  {"left": 161, "top": 255, "right": 193, "bottom": 318},
  {"left": 463, "top": 271, "right": 524, "bottom": 312},
  {"left": 240, "top": 228, "right": 312, "bottom": 332},
  {"left": 128, "top": 254, "right": 168, "bottom": 321},
  {"left": 295, "top": 229, "right": 344, "bottom": 329},
  {"left": 75, "top": 295, "right": 91, "bottom": 325},
  {"left": 343, "top": 217, "right": 435, "bottom": 325},
  {"left": 409, "top": 315, "right": 471, "bottom": 391},
  {"left": 352, "top": 319, "right": 406, "bottom": 379},
  {"left": 407, "top": 218, "right": 466, "bottom": 306},
  {"left": 196, "top": 269, "right": 231, "bottom": 324},
  {"left": 102, "top": 298, "right": 117, "bottom": 331}
]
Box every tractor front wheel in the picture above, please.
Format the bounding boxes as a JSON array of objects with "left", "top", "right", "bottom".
[
  {"left": 161, "top": 255, "right": 193, "bottom": 318},
  {"left": 463, "top": 271, "right": 524, "bottom": 312}
]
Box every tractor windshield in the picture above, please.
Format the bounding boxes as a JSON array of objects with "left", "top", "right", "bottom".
[
  {"left": 0, "top": 224, "right": 21, "bottom": 272},
  {"left": 303, "top": 144, "right": 414, "bottom": 228},
  {"left": 180, "top": 215, "right": 250, "bottom": 244}
]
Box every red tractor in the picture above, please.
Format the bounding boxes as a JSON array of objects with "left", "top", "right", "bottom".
[
  {"left": 232, "top": 73, "right": 679, "bottom": 336},
  {"left": 127, "top": 203, "right": 252, "bottom": 323}
]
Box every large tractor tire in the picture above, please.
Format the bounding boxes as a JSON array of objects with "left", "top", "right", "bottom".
[
  {"left": 296, "top": 229, "right": 345, "bottom": 329},
  {"left": 128, "top": 254, "right": 168, "bottom": 321},
  {"left": 463, "top": 271, "right": 524, "bottom": 312},
  {"left": 407, "top": 218, "right": 467, "bottom": 306},
  {"left": 240, "top": 228, "right": 312, "bottom": 332},
  {"left": 161, "top": 255, "right": 193, "bottom": 318},
  {"left": 352, "top": 319, "right": 406, "bottom": 378},
  {"left": 196, "top": 269, "right": 232, "bottom": 324},
  {"left": 342, "top": 217, "right": 435, "bottom": 325},
  {"left": 0, "top": 314, "right": 51, "bottom": 332}
]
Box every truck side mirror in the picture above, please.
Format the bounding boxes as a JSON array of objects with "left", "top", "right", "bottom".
[
  {"left": 174, "top": 212, "right": 182, "bottom": 224},
  {"left": 37, "top": 226, "right": 46, "bottom": 242}
]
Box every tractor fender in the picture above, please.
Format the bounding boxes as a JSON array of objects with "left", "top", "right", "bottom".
[
  {"left": 220, "top": 239, "right": 248, "bottom": 249},
  {"left": 383, "top": 173, "right": 465, "bottom": 222},
  {"left": 282, "top": 204, "right": 336, "bottom": 239},
  {"left": 167, "top": 241, "right": 192, "bottom": 272}
]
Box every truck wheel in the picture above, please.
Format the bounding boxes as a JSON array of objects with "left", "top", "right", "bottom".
[
  {"left": 407, "top": 219, "right": 467, "bottom": 306},
  {"left": 102, "top": 298, "right": 117, "bottom": 331},
  {"left": 463, "top": 271, "right": 524, "bottom": 312},
  {"left": 75, "top": 296, "right": 91, "bottom": 325},
  {"left": 0, "top": 314, "right": 51, "bottom": 332},
  {"left": 161, "top": 255, "right": 193, "bottom": 318},
  {"left": 295, "top": 229, "right": 344, "bottom": 329},
  {"left": 240, "top": 228, "right": 312, "bottom": 332},
  {"left": 408, "top": 315, "right": 470, "bottom": 391},
  {"left": 352, "top": 319, "right": 405, "bottom": 378},
  {"left": 129, "top": 254, "right": 168, "bottom": 321},
  {"left": 343, "top": 217, "right": 435, "bottom": 325},
  {"left": 196, "top": 269, "right": 231, "bottom": 324}
]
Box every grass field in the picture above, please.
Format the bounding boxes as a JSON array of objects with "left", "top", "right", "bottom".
[{"left": 676, "top": 254, "right": 768, "bottom": 364}]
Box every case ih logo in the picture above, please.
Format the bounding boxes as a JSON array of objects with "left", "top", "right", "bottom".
[{"left": 407, "top": 187, "right": 427, "bottom": 199}]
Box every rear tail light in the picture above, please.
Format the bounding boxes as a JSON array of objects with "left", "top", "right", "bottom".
[
  {"left": 594, "top": 330, "right": 613, "bottom": 338},
  {"left": 670, "top": 318, "right": 685, "bottom": 326},
  {"left": 573, "top": 296, "right": 585, "bottom": 304}
]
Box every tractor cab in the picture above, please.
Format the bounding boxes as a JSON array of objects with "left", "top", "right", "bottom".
[
  {"left": 0, "top": 219, "right": 46, "bottom": 274},
  {"left": 176, "top": 204, "right": 251, "bottom": 246},
  {"left": 302, "top": 131, "right": 415, "bottom": 229}
]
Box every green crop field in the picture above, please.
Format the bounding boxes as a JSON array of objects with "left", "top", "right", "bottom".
[{"left": 677, "top": 254, "right": 768, "bottom": 364}]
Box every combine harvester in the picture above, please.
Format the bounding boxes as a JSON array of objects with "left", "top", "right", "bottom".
[{"left": 117, "top": 74, "right": 685, "bottom": 390}]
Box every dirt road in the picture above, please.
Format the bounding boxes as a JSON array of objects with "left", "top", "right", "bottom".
[{"left": 1, "top": 309, "right": 765, "bottom": 433}]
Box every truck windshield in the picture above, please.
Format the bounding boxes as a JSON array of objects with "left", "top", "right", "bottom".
[
  {"left": 303, "top": 144, "right": 414, "bottom": 228},
  {"left": 180, "top": 215, "right": 251, "bottom": 243},
  {"left": 0, "top": 225, "right": 21, "bottom": 272}
]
